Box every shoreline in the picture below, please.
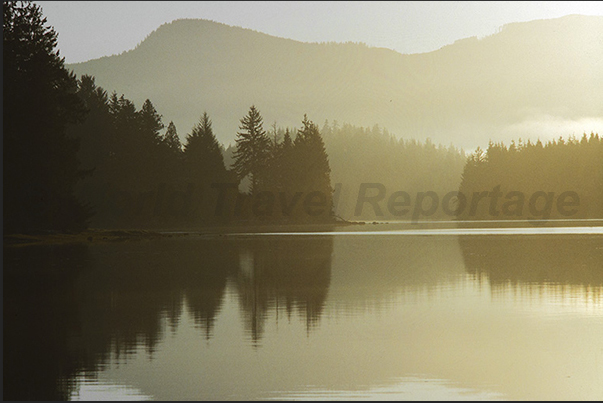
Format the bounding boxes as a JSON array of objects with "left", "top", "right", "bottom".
[
  {"left": 3, "top": 220, "right": 363, "bottom": 247},
  {"left": 5, "top": 218, "right": 602, "bottom": 247}
]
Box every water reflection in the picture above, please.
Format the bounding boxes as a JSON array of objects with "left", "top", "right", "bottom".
[
  {"left": 460, "top": 235, "right": 603, "bottom": 307},
  {"left": 327, "top": 235, "right": 467, "bottom": 312},
  {"left": 3, "top": 233, "right": 602, "bottom": 400},
  {"left": 460, "top": 235, "right": 603, "bottom": 285},
  {"left": 4, "top": 236, "right": 333, "bottom": 399},
  {"left": 235, "top": 237, "right": 333, "bottom": 344},
  {"left": 4, "top": 244, "right": 89, "bottom": 401}
]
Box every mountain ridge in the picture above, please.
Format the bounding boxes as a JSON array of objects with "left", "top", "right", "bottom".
[{"left": 69, "top": 14, "right": 603, "bottom": 148}]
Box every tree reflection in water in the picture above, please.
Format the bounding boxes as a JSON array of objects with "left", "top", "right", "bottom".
[{"left": 3, "top": 236, "right": 333, "bottom": 400}]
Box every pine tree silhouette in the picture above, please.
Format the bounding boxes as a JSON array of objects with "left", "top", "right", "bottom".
[
  {"left": 232, "top": 106, "right": 271, "bottom": 194},
  {"left": 4, "top": 1, "right": 90, "bottom": 233}
]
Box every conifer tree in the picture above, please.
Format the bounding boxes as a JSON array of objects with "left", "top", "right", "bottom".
[
  {"left": 162, "top": 121, "right": 184, "bottom": 179},
  {"left": 292, "top": 115, "right": 334, "bottom": 219},
  {"left": 138, "top": 99, "right": 167, "bottom": 186},
  {"left": 107, "top": 94, "right": 141, "bottom": 189},
  {"left": 184, "top": 112, "right": 227, "bottom": 185},
  {"left": 4, "top": 1, "right": 90, "bottom": 232},
  {"left": 232, "top": 106, "right": 271, "bottom": 193},
  {"left": 163, "top": 121, "right": 183, "bottom": 154},
  {"left": 294, "top": 116, "right": 332, "bottom": 191},
  {"left": 139, "top": 99, "right": 165, "bottom": 146},
  {"left": 183, "top": 112, "right": 229, "bottom": 221},
  {"left": 72, "top": 75, "right": 112, "bottom": 175},
  {"left": 278, "top": 129, "right": 295, "bottom": 193},
  {"left": 68, "top": 75, "right": 116, "bottom": 224}
]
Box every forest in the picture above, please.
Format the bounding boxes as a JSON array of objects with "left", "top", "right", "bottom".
[
  {"left": 458, "top": 136, "right": 603, "bottom": 220},
  {"left": 70, "top": 75, "right": 335, "bottom": 229},
  {"left": 4, "top": 2, "right": 602, "bottom": 234},
  {"left": 321, "top": 122, "right": 467, "bottom": 220}
]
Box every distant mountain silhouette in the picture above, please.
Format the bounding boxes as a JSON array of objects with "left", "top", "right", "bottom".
[{"left": 69, "top": 15, "right": 603, "bottom": 148}]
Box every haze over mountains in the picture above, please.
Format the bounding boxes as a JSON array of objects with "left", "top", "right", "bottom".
[{"left": 69, "top": 15, "right": 603, "bottom": 148}]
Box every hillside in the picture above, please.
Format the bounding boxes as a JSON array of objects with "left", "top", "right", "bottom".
[{"left": 69, "top": 15, "right": 603, "bottom": 148}]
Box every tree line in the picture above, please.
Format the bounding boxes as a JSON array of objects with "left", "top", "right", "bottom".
[
  {"left": 72, "top": 77, "right": 334, "bottom": 228},
  {"left": 321, "top": 122, "right": 467, "bottom": 220},
  {"left": 458, "top": 135, "right": 603, "bottom": 220}
]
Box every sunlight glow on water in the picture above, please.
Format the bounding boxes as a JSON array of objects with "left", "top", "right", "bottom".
[
  {"left": 230, "top": 226, "right": 603, "bottom": 236},
  {"left": 267, "top": 377, "right": 505, "bottom": 401},
  {"left": 69, "top": 379, "right": 153, "bottom": 401}
]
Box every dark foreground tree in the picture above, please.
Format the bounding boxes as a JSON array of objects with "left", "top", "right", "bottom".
[
  {"left": 183, "top": 112, "right": 230, "bottom": 222},
  {"left": 184, "top": 112, "right": 227, "bottom": 186},
  {"left": 4, "top": 1, "right": 90, "bottom": 233}
]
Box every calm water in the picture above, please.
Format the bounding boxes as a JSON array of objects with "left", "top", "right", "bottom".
[{"left": 4, "top": 223, "right": 603, "bottom": 400}]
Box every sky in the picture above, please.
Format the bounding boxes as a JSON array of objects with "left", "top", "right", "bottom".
[{"left": 37, "top": 1, "right": 603, "bottom": 64}]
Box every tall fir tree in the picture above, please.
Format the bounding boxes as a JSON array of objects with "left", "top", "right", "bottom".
[
  {"left": 139, "top": 99, "right": 165, "bottom": 146},
  {"left": 160, "top": 120, "right": 184, "bottom": 185},
  {"left": 138, "top": 99, "right": 167, "bottom": 186},
  {"left": 163, "top": 121, "right": 183, "bottom": 154},
  {"left": 232, "top": 105, "right": 271, "bottom": 193},
  {"left": 274, "top": 128, "right": 295, "bottom": 193},
  {"left": 183, "top": 112, "right": 229, "bottom": 221},
  {"left": 184, "top": 112, "right": 227, "bottom": 184},
  {"left": 292, "top": 115, "right": 334, "bottom": 219},
  {"left": 4, "top": 1, "right": 90, "bottom": 232},
  {"left": 294, "top": 116, "right": 333, "bottom": 193}
]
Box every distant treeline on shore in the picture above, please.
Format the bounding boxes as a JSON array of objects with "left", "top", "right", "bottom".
[{"left": 459, "top": 135, "right": 603, "bottom": 220}]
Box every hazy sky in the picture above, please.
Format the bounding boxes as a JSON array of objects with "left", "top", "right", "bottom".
[{"left": 37, "top": 1, "right": 603, "bottom": 63}]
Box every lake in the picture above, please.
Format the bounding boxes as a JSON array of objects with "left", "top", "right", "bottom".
[{"left": 4, "top": 222, "right": 603, "bottom": 400}]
